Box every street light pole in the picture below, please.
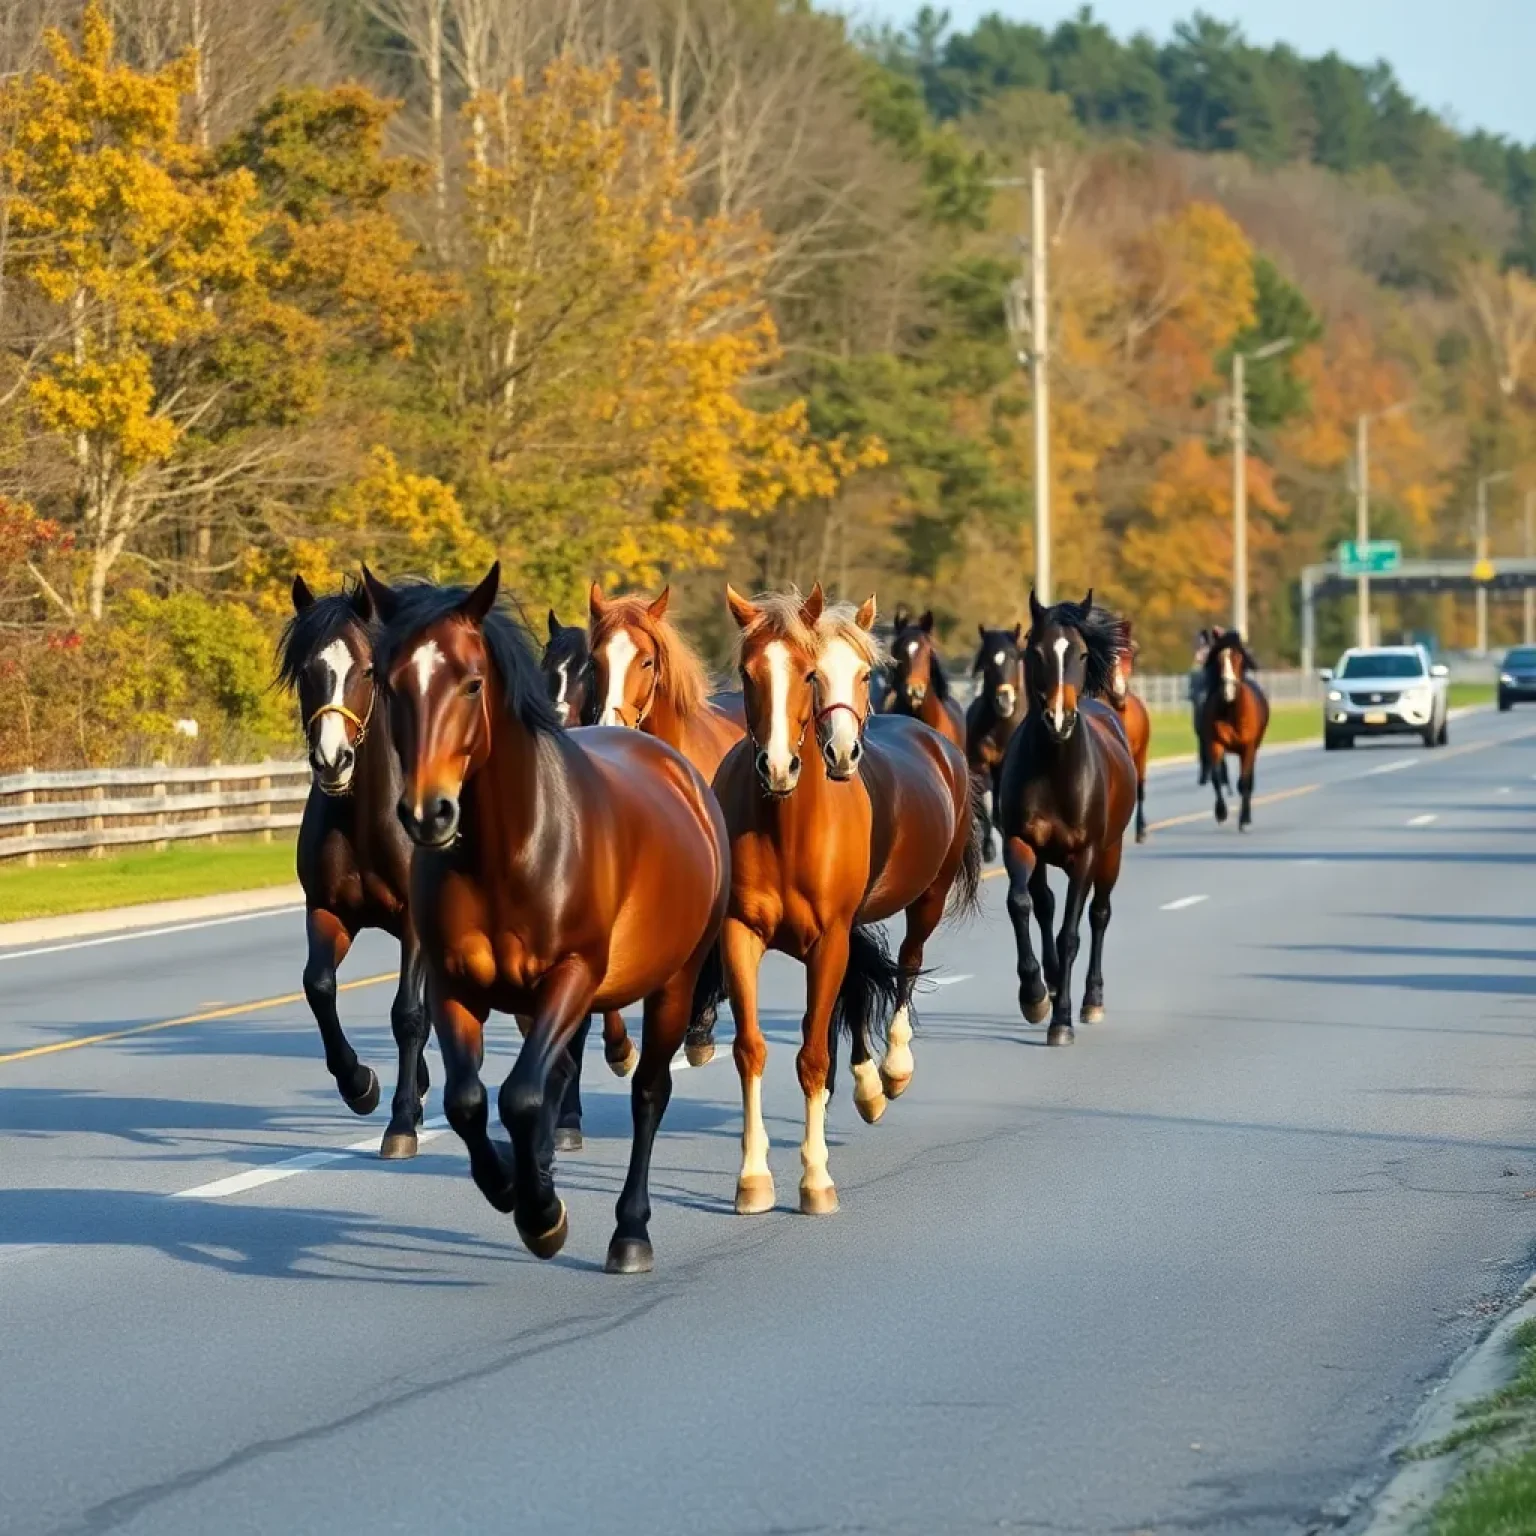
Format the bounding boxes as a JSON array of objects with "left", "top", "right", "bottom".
[
  {"left": 1030, "top": 165, "right": 1050, "bottom": 606},
  {"left": 1355, "top": 414, "right": 1370, "bottom": 647},
  {"left": 1526, "top": 489, "right": 1534, "bottom": 646},
  {"left": 1475, "top": 470, "right": 1513, "bottom": 656},
  {"left": 1229, "top": 336, "right": 1293, "bottom": 639}
]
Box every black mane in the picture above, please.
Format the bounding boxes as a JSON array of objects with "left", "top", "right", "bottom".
[
  {"left": 375, "top": 581, "right": 561, "bottom": 737},
  {"left": 276, "top": 581, "right": 370, "bottom": 693},
  {"left": 1202, "top": 630, "right": 1259, "bottom": 684},
  {"left": 1027, "top": 599, "right": 1128, "bottom": 700},
  {"left": 894, "top": 619, "right": 952, "bottom": 700},
  {"left": 542, "top": 621, "right": 590, "bottom": 670}
]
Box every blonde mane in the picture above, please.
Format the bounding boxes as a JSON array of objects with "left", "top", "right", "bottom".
[
  {"left": 730, "top": 589, "right": 818, "bottom": 665},
  {"left": 817, "top": 601, "right": 886, "bottom": 667},
  {"left": 591, "top": 596, "right": 711, "bottom": 720}
]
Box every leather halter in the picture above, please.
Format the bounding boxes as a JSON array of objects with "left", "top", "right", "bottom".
[
  {"left": 306, "top": 685, "right": 375, "bottom": 751},
  {"left": 814, "top": 698, "right": 868, "bottom": 737}
]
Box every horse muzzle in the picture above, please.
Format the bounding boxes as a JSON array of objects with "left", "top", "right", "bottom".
[
  {"left": 755, "top": 749, "right": 802, "bottom": 798},
  {"left": 821, "top": 735, "right": 863, "bottom": 781},
  {"left": 1221, "top": 681, "right": 1238, "bottom": 704},
  {"left": 397, "top": 791, "right": 460, "bottom": 848},
  {"left": 1043, "top": 708, "right": 1079, "bottom": 742},
  {"left": 993, "top": 685, "right": 1017, "bottom": 719},
  {"left": 906, "top": 684, "right": 927, "bottom": 706},
  {"left": 310, "top": 747, "right": 355, "bottom": 797}
]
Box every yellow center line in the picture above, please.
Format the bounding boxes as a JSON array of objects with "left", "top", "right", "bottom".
[{"left": 0, "top": 972, "right": 397, "bottom": 1067}]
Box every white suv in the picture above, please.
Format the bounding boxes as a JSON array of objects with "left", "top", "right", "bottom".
[{"left": 1321, "top": 646, "right": 1449, "bottom": 750}]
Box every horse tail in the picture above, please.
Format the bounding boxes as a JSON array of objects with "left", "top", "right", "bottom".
[
  {"left": 689, "top": 937, "right": 727, "bottom": 1030},
  {"left": 947, "top": 774, "right": 988, "bottom": 922},
  {"left": 827, "top": 923, "right": 905, "bottom": 1096}
]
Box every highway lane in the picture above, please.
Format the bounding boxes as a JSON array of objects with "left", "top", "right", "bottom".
[{"left": 3, "top": 709, "right": 1536, "bottom": 1535}]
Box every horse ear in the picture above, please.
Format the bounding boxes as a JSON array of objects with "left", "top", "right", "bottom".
[
  {"left": 459, "top": 562, "right": 500, "bottom": 623},
  {"left": 588, "top": 581, "right": 607, "bottom": 621},
  {"left": 977, "top": 622, "right": 987, "bottom": 642},
  {"left": 349, "top": 578, "right": 373, "bottom": 622},
  {"left": 547, "top": 609, "right": 561, "bottom": 641},
  {"left": 647, "top": 586, "right": 670, "bottom": 621},
  {"left": 725, "top": 584, "right": 759, "bottom": 630},
  {"left": 1029, "top": 589, "right": 1045, "bottom": 629},
  {"left": 1011, "top": 622, "right": 1023, "bottom": 644},
  {"left": 361, "top": 564, "right": 398, "bottom": 622},
  {"left": 291, "top": 574, "right": 315, "bottom": 614},
  {"left": 919, "top": 609, "right": 934, "bottom": 633},
  {"left": 1081, "top": 588, "right": 1094, "bottom": 612},
  {"left": 800, "top": 581, "right": 825, "bottom": 626},
  {"left": 855, "top": 594, "right": 877, "bottom": 631},
  {"left": 893, "top": 603, "right": 910, "bottom": 630}
]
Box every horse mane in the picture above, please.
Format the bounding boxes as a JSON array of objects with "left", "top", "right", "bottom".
[
  {"left": 542, "top": 621, "right": 589, "bottom": 668},
  {"left": 1203, "top": 630, "right": 1259, "bottom": 684},
  {"left": 592, "top": 596, "right": 710, "bottom": 720},
  {"left": 893, "top": 617, "right": 952, "bottom": 699},
  {"left": 1027, "top": 598, "right": 1128, "bottom": 700},
  {"left": 374, "top": 580, "right": 560, "bottom": 736},
  {"left": 730, "top": 589, "right": 818, "bottom": 664},
  {"left": 816, "top": 601, "right": 887, "bottom": 667},
  {"left": 275, "top": 579, "right": 370, "bottom": 693}
]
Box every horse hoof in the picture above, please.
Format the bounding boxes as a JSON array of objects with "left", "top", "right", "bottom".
[
  {"left": 1024, "top": 994, "right": 1052, "bottom": 1025},
  {"left": 1214, "top": 804, "right": 1228, "bottom": 826},
  {"left": 879, "top": 1070, "right": 911, "bottom": 1101},
  {"left": 517, "top": 1201, "right": 568, "bottom": 1261},
  {"left": 1136, "top": 829, "right": 1147, "bottom": 844},
  {"left": 855, "top": 1088, "right": 888, "bottom": 1125},
  {"left": 1046, "top": 1023, "right": 1075, "bottom": 1046},
  {"left": 607, "top": 1041, "right": 638, "bottom": 1078},
  {"left": 344, "top": 1069, "right": 380, "bottom": 1116},
  {"left": 684, "top": 1040, "right": 716, "bottom": 1068},
  {"left": 735, "top": 1174, "right": 776, "bottom": 1215},
  {"left": 605, "top": 1236, "right": 654, "bottom": 1275},
  {"left": 799, "top": 1184, "right": 840, "bottom": 1217},
  {"left": 379, "top": 1130, "right": 418, "bottom": 1160},
  {"left": 553, "top": 1126, "right": 583, "bottom": 1153},
  {"left": 1080, "top": 1004, "right": 1104, "bottom": 1026}
]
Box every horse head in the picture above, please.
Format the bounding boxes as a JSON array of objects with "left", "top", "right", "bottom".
[
  {"left": 1025, "top": 589, "right": 1125, "bottom": 744},
  {"left": 541, "top": 610, "right": 593, "bottom": 727},
  {"left": 813, "top": 593, "right": 880, "bottom": 780},
  {"left": 279, "top": 574, "right": 377, "bottom": 796},
  {"left": 973, "top": 622, "right": 1025, "bottom": 721},
  {"left": 891, "top": 608, "right": 940, "bottom": 708},
  {"left": 727, "top": 582, "right": 824, "bottom": 797},
  {"left": 1207, "top": 630, "right": 1253, "bottom": 706}
]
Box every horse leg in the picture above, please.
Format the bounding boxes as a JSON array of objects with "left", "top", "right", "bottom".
[
  {"left": 302, "top": 908, "right": 377, "bottom": 1113},
  {"left": 848, "top": 1006, "right": 886, "bottom": 1126},
  {"left": 498, "top": 959, "right": 598, "bottom": 1260},
  {"left": 608, "top": 962, "right": 699, "bottom": 1273},
  {"left": 1004, "top": 837, "right": 1051, "bottom": 1026},
  {"left": 1030, "top": 859, "right": 1059, "bottom": 1000},
  {"left": 1238, "top": 741, "right": 1258, "bottom": 831},
  {"left": 380, "top": 926, "right": 430, "bottom": 1159},
  {"left": 724, "top": 918, "right": 774, "bottom": 1214},
  {"left": 1135, "top": 771, "right": 1148, "bottom": 844},
  {"left": 882, "top": 885, "right": 946, "bottom": 1100},
  {"left": 434, "top": 987, "right": 514, "bottom": 1214},
  {"left": 796, "top": 927, "right": 850, "bottom": 1216},
  {"left": 1081, "top": 843, "right": 1122, "bottom": 1025},
  {"left": 1195, "top": 706, "right": 1208, "bottom": 785},
  {"left": 981, "top": 769, "right": 999, "bottom": 862},
  {"left": 1047, "top": 855, "right": 1093, "bottom": 1046},
  {"left": 554, "top": 1015, "right": 593, "bottom": 1153},
  {"left": 603, "top": 1009, "right": 638, "bottom": 1077},
  {"left": 1210, "top": 742, "right": 1229, "bottom": 825}
]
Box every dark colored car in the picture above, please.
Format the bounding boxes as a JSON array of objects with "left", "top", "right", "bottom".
[{"left": 1498, "top": 646, "right": 1536, "bottom": 710}]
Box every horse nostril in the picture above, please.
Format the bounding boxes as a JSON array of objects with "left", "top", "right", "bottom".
[
  {"left": 754, "top": 750, "right": 770, "bottom": 779},
  {"left": 849, "top": 740, "right": 862, "bottom": 762},
  {"left": 396, "top": 798, "right": 414, "bottom": 832},
  {"left": 336, "top": 746, "right": 354, "bottom": 773},
  {"left": 788, "top": 754, "right": 802, "bottom": 776}
]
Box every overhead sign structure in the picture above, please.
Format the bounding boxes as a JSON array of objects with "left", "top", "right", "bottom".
[{"left": 1336, "top": 539, "right": 1402, "bottom": 575}]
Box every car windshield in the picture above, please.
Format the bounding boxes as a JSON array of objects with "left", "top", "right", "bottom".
[
  {"left": 1339, "top": 653, "right": 1425, "bottom": 679},
  {"left": 1505, "top": 648, "right": 1536, "bottom": 667}
]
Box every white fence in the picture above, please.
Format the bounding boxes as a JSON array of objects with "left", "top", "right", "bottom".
[
  {"left": 945, "top": 670, "right": 1326, "bottom": 711},
  {"left": 0, "top": 760, "right": 309, "bottom": 864}
]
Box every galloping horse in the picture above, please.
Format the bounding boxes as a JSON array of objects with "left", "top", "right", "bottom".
[
  {"left": 367, "top": 564, "right": 729, "bottom": 1273},
  {"left": 541, "top": 611, "right": 594, "bottom": 727},
  {"left": 1198, "top": 630, "right": 1269, "bottom": 830},
  {"left": 887, "top": 608, "right": 967, "bottom": 752},
  {"left": 965, "top": 623, "right": 1025, "bottom": 860},
  {"left": 1191, "top": 628, "right": 1214, "bottom": 784},
  {"left": 277, "top": 576, "right": 430, "bottom": 1159},
  {"left": 998, "top": 592, "right": 1136, "bottom": 1045},
  {"left": 715, "top": 585, "right": 981, "bottom": 1216},
  {"left": 1105, "top": 629, "right": 1151, "bottom": 843}
]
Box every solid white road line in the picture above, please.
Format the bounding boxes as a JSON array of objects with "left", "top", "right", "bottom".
[
  {"left": 1407, "top": 813, "right": 1438, "bottom": 827},
  {"left": 1360, "top": 759, "right": 1418, "bottom": 777},
  {"left": 927, "top": 973, "right": 974, "bottom": 989},
  {"left": 0, "top": 905, "right": 303, "bottom": 964},
  {"left": 1160, "top": 894, "right": 1209, "bottom": 912}
]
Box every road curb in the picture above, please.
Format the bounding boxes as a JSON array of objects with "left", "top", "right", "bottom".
[
  {"left": 1354, "top": 1269, "right": 1536, "bottom": 1534},
  {"left": 0, "top": 882, "right": 303, "bottom": 950}
]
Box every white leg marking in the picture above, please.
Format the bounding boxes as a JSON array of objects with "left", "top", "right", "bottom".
[
  {"left": 883, "top": 1002, "right": 914, "bottom": 1083},
  {"left": 314, "top": 639, "right": 354, "bottom": 769},
  {"left": 852, "top": 1058, "right": 884, "bottom": 1110},
  {"left": 741, "top": 1073, "right": 770, "bottom": 1181},
  {"left": 600, "top": 630, "right": 637, "bottom": 726},
  {"left": 410, "top": 639, "right": 444, "bottom": 697},
  {"left": 1052, "top": 636, "right": 1069, "bottom": 731},
  {"left": 800, "top": 1086, "right": 833, "bottom": 1195}
]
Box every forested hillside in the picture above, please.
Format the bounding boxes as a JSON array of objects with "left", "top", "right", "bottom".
[{"left": 2, "top": 0, "right": 1533, "bottom": 768}]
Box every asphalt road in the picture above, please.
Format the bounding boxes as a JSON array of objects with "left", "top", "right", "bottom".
[{"left": 4, "top": 711, "right": 1536, "bottom": 1536}]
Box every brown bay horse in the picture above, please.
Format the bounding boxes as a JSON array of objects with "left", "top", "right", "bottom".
[
  {"left": 1105, "top": 631, "right": 1151, "bottom": 843},
  {"left": 278, "top": 576, "right": 430, "bottom": 1160},
  {"left": 715, "top": 585, "right": 981, "bottom": 1216},
  {"left": 1198, "top": 630, "right": 1270, "bottom": 830},
  {"left": 888, "top": 608, "right": 967, "bottom": 752},
  {"left": 965, "top": 623, "right": 1026, "bottom": 860},
  {"left": 998, "top": 593, "right": 1136, "bottom": 1045},
  {"left": 367, "top": 564, "right": 729, "bottom": 1274}
]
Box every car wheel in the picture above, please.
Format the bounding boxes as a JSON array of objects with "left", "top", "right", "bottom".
[
  {"left": 1324, "top": 730, "right": 1350, "bottom": 751},
  {"left": 1422, "top": 723, "right": 1438, "bottom": 748},
  {"left": 1437, "top": 716, "right": 1449, "bottom": 746},
  {"left": 1499, "top": 692, "right": 1512, "bottom": 712}
]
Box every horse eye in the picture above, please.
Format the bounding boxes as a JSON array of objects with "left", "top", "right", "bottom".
[
  {"left": 362, "top": 666, "right": 374, "bottom": 680},
  {"left": 805, "top": 670, "right": 817, "bottom": 685},
  {"left": 641, "top": 657, "right": 655, "bottom": 670},
  {"left": 463, "top": 677, "right": 483, "bottom": 698}
]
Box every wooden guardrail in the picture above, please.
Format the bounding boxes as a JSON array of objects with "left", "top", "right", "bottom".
[{"left": 0, "top": 760, "right": 310, "bottom": 864}]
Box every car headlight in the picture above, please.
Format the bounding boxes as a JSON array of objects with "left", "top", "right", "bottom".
[
  {"left": 1327, "top": 689, "right": 1342, "bottom": 702},
  {"left": 1501, "top": 672, "right": 1515, "bottom": 684}
]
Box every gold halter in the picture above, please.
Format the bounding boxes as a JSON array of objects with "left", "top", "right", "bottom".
[{"left": 306, "top": 685, "right": 375, "bottom": 749}]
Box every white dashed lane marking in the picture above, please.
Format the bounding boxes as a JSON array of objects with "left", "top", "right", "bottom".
[
  {"left": 1407, "top": 813, "right": 1438, "bottom": 827},
  {"left": 1161, "top": 895, "right": 1209, "bottom": 912}
]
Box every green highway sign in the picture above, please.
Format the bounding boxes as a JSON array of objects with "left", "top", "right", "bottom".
[{"left": 1337, "top": 539, "right": 1402, "bottom": 575}]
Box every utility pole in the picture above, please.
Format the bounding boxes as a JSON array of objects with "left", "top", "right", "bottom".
[
  {"left": 1475, "top": 470, "right": 1513, "bottom": 656},
  {"left": 1229, "top": 337, "right": 1293, "bottom": 639},
  {"left": 1526, "top": 490, "right": 1534, "bottom": 646},
  {"left": 1355, "top": 414, "right": 1371, "bottom": 647},
  {"left": 1001, "top": 167, "right": 1051, "bottom": 604}
]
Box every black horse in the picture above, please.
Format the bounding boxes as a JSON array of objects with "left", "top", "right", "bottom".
[
  {"left": 1190, "top": 627, "right": 1214, "bottom": 785},
  {"left": 541, "top": 611, "right": 595, "bottom": 728},
  {"left": 997, "top": 592, "right": 1137, "bottom": 1045},
  {"left": 964, "top": 623, "right": 1025, "bottom": 861},
  {"left": 278, "top": 576, "right": 430, "bottom": 1159}
]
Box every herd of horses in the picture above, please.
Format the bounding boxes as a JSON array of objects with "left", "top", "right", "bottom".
[{"left": 278, "top": 569, "right": 1270, "bottom": 1271}]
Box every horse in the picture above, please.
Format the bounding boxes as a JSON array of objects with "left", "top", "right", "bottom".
[
  {"left": 1105, "top": 629, "right": 1151, "bottom": 844},
  {"left": 1190, "top": 628, "right": 1214, "bottom": 785},
  {"left": 540, "top": 611, "right": 595, "bottom": 728},
  {"left": 997, "top": 592, "right": 1137, "bottom": 1046},
  {"left": 366, "top": 563, "right": 729, "bottom": 1274},
  {"left": 715, "top": 584, "right": 982, "bottom": 1216},
  {"left": 1198, "top": 630, "right": 1269, "bottom": 830},
  {"left": 965, "top": 623, "right": 1026, "bottom": 860},
  {"left": 276, "top": 575, "right": 430, "bottom": 1160},
  {"left": 887, "top": 608, "right": 967, "bottom": 752}
]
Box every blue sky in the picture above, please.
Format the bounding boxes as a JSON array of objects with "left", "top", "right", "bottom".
[{"left": 854, "top": 1, "right": 1536, "bottom": 144}]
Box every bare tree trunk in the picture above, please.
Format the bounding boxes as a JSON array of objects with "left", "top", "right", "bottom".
[{"left": 427, "top": 0, "right": 447, "bottom": 259}]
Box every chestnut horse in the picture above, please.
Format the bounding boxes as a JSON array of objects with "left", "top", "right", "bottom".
[
  {"left": 367, "top": 564, "right": 729, "bottom": 1274},
  {"left": 965, "top": 623, "right": 1025, "bottom": 860},
  {"left": 1198, "top": 630, "right": 1270, "bottom": 830},
  {"left": 715, "top": 585, "right": 981, "bottom": 1216},
  {"left": 277, "top": 576, "right": 429, "bottom": 1159},
  {"left": 1105, "top": 631, "right": 1151, "bottom": 843},
  {"left": 998, "top": 593, "right": 1136, "bottom": 1045},
  {"left": 888, "top": 608, "right": 967, "bottom": 752}
]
